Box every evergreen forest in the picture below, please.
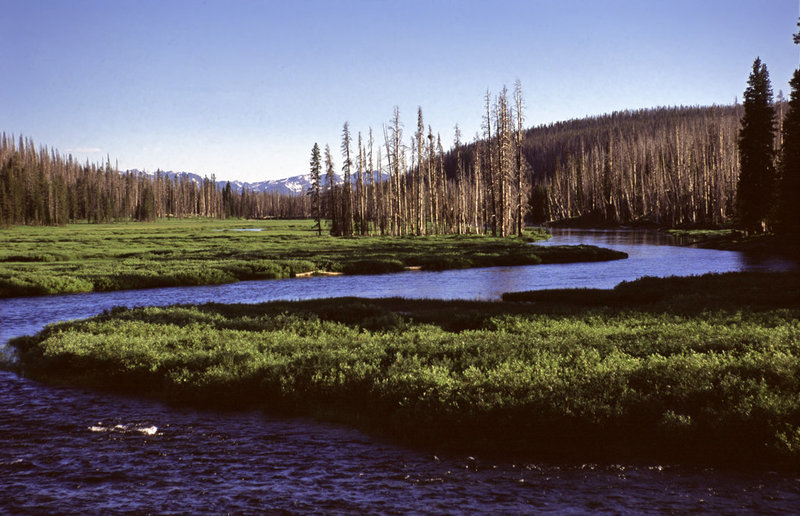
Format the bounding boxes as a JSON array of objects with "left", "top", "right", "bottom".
[{"left": 0, "top": 135, "right": 310, "bottom": 226}]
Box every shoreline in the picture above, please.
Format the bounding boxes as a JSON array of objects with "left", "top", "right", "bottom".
[
  {"left": 0, "top": 219, "right": 626, "bottom": 299},
  {"left": 8, "top": 271, "right": 800, "bottom": 471}
]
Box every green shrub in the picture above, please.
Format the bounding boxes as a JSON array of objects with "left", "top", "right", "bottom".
[
  {"left": 11, "top": 277, "right": 800, "bottom": 469},
  {"left": 341, "top": 259, "right": 405, "bottom": 275}
]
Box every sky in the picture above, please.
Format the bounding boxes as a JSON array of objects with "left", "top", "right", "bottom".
[{"left": 2, "top": 0, "right": 799, "bottom": 183}]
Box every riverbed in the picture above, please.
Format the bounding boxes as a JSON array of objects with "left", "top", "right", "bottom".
[{"left": 1, "top": 229, "right": 798, "bottom": 513}]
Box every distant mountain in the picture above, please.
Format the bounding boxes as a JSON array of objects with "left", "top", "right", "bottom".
[
  {"left": 128, "top": 169, "right": 315, "bottom": 195},
  {"left": 128, "top": 169, "right": 205, "bottom": 186},
  {"left": 229, "top": 174, "right": 318, "bottom": 195},
  {"left": 131, "top": 169, "right": 385, "bottom": 195}
]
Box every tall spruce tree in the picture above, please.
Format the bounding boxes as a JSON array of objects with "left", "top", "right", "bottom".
[
  {"left": 309, "top": 142, "right": 322, "bottom": 235},
  {"left": 779, "top": 20, "right": 800, "bottom": 235},
  {"left": 737, "top": 57, "right": 776, "bottom": 234},
  {"left": 780, "top": 69, "right": 800, "bottom": 234},
  {"left": 794, "top": 17, "right": 800, "bottom": 45}
]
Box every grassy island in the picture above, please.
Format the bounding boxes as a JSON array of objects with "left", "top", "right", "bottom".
[
  {"left": 667, "top": 228, "right": 800, "bottom": 259},
  {"left": 0, "top": 219, "right": 625, "bottom": 298},
  {"left": 8, "top": 271, "right": 800, "bottom": 470}
]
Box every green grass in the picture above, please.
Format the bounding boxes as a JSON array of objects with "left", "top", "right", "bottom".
[
  {"left": 8, "top": 271, "right": 800, "bottom": 469},
  {"left": 666, "top": 228, "right": 736, "bottom": 240},
  {"left": 0, "top": 218, "right": 624, "bottom": 298}
]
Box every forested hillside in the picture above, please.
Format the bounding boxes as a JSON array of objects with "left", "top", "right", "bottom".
[
  {"left": 518, "top": 105, "right": 746, "bottom": 227},
  {"left": 322, "top": 100, "right": 758, "bottom": 238},
  {"left": 0, "top": 103, "right": 782, "bottom": 230},
  {"left": 0, "top": 134, "right": 310, "bottom": 226}
]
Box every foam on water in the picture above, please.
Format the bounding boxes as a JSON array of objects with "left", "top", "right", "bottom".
[{"left": 88, "top": 422, "right": 159, "bottom": 436}]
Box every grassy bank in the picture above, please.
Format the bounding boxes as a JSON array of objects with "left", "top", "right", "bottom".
[
  {"left": 9, "top": 271, "right": 800, "bottom": 469},
  {"left": 666, "top": 228, "right": 800, "bottom": 259},
  {"left": 0, "top": 219, "right": 624, "bottom": 298}
]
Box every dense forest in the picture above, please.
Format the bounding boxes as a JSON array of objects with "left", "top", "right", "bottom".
[
  {"left": 0, "top": 134, "right": 310, "bottom": 226},
  {"left": 523, "top": 105, "right": 746, "bottom": 227},
  {"left": 318, "top": 83, "right": 538, "bottom": 237},
  {"left": 317, "top": 101, "right": 766, "bottom": 236}
]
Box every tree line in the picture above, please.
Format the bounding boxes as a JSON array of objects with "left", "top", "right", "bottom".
[
  {"left": 312, "top": 81, "right": 531, "bottom": 237},
  {"left": 0, "top": 134, "right": 310, "bottom": 226},
  {"left": 313, "top": 99, "right": 764, "bottom": 235},
  {"left": 524, "top": 105, "right": 745, "bottom": 227}
]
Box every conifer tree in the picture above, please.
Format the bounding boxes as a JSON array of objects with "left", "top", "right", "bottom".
[
  {"left": 779, "top": 21, "right": 800, "bottom": 235},
  {"left": 341, "top": 122, "right": 354, "bottom": 236},
  {"left": 794, "top": 17, "right": 800, "bottom": 45},
  {"left": 513, "top": 80, "right": 527, "bottom": 236},
  {"left": 415, "top": 108, "right": 425, "bottom": 235},
  {"left": 737, "top": 57, "right": 776, "bottom": 234},
  {"left": 779, "top": 69, "right": 800, "bottom": 234},
  {"left": 324, "top": 144, "right": 339, "bottom": 236},
  {"left": 309, "top": 142, "right": 322, "bottom": 235}
]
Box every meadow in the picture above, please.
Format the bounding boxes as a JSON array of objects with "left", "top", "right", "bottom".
[
  {"left": 9, "top": 271, "right": 800, "bottom": 469},
  {"left": 0, "top": 219, "right": 625, "bottom": 298}
]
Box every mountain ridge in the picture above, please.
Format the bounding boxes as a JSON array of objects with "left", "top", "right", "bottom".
[
  {"left": 128, "top": 169, "right": 326, "bottom": 195},
  {"left": 130, "top": 169, "right": 386, "bottom": 195}
]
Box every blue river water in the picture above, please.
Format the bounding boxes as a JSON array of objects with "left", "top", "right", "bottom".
[{"left": 1, "top": 229, "right": 798, "bottom": 513}]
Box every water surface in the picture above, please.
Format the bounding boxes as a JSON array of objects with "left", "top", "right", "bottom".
[{"left": 1, "top": 229, "right": 798, "bottom": 513}]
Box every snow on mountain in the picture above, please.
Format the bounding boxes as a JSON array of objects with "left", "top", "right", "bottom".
[
  {"left": 131, "top": 169, "right": 383, "bottom": 195},
  {"left": 245, "top": 174, "right": 315, "bottom": 195},
  {"left": 128, "top": 169, "right": 205, "bottom": 185}
]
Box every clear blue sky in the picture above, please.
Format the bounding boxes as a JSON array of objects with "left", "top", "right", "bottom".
[{"left": 2, "top": 0, "right": 798, "bottom": 183}]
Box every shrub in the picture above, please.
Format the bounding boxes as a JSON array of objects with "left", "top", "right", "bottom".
[{"left": 341, "top": 259, "right": 405, "bottom": 275}]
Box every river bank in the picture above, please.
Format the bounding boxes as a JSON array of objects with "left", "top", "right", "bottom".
[
  {"left": 673, "top": 230, "right": 800, "bottom": 259},
  {"left": 9, "top": 271, "right": 799, "bottom": 470},
  {"left": 0, "top": 219, "right": 626, "bottom": 298}
]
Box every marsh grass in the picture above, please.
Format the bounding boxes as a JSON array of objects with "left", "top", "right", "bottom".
[
  {"left": 0, "top": 219, "right": 623, "bottom": 298},
  {"left": 10, "top": 271, "right": 800, "bottom": 469}
]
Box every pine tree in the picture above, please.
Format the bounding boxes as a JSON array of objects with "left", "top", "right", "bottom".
[
  {"left": 324, "top": 144, "right": 339, "bottom": 236},
  {"left": 779, "top": 69, "right": 800, "bottom": 234},
  {"left": 415, "top": 108, "right": 426, "bottom": 235},
  {"left": 483, "top": 90, "right": 497, "bottom": 235},
  {"left": 454, "top": 124, "right": 465, "bottom": 234},
  {"left": 309, "top": 142, "right": 322, "bottom": 235},
  {"left": 341, "top": 122, "right": 354, "bottom": 236},
  {"left": 779, "top": 22, "right": 800, "bottom": 235},
  {"left": 794, "top": 17, "right": 800, "bottom": 45},
  {"left": 737, "top": 57, "right": 776, "bottom": 234},
  {"left": 513, "top": 80, "right": 527, "bottom": 236}
]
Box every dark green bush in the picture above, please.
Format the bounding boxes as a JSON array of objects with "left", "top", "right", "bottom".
[
  {"left": 11, "top": 274, "right": 800, "bottom": 469},
  {"left": 341, "top": 259, "right": 405, "bottom": 275}
]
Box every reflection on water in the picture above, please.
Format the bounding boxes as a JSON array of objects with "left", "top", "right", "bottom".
[{"left": 1, "top": 229, "right": 798, "bottom": 513}]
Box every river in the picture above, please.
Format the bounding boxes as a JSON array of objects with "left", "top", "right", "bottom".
[{"left": 1, "top": 229, "right": 798, "bottom": 513}]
